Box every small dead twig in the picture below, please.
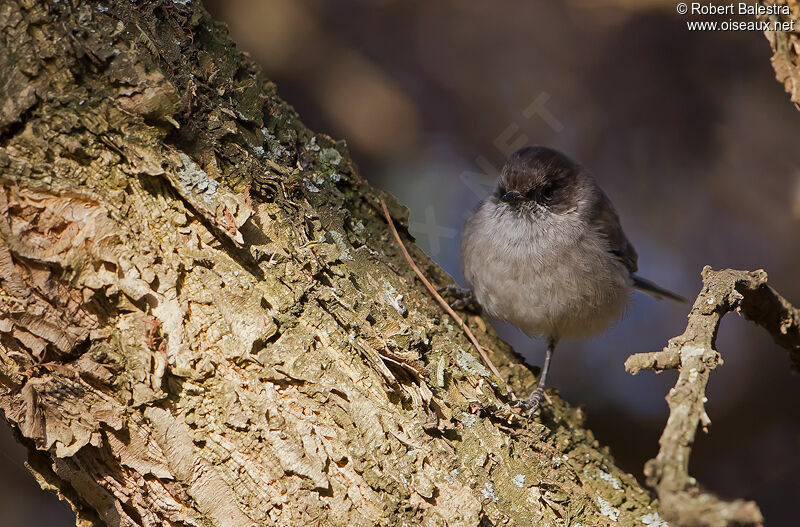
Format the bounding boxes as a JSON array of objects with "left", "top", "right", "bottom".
[
  {"left": 626, "top": 266, "right": 800, "bottom": 527},
  {"left": 379, "top": 199, "right": 509, "bottom": 389}
]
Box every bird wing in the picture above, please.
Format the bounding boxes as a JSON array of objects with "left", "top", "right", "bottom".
[
  {"left": 589, "top": 188, "right": 687, "bottom": 303},
  {"left": 590, "top": 189, "right": 638, "bottom": 274}
]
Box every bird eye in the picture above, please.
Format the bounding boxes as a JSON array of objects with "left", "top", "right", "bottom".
[{"left": 541, "top": 184, "right": 555, "bottom": 201}]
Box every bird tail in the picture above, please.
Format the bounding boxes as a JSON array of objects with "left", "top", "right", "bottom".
[{"left": 632, "top": 275, "right": 688, "bottom": 303}]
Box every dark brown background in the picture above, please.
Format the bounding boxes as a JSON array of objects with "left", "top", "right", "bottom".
[{"left": 3, "top": 1, "right": 798, "bottom": 525}]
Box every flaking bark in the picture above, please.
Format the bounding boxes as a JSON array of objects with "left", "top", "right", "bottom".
[
  {"left": 759, "top": 0, "right": 800, "bottom": 107},
  {"left": 0, "top": 1, "right": 666, "bottom": 526}
]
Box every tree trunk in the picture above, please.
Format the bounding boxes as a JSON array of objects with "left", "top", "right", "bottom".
[
  {"left": 760, "top": 1, "right": 800, "bottom": 107},
  {"left": 0, "top": 1, "right": 666, "bottom": 525}
]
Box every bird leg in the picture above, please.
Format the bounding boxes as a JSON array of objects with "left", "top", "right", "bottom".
[
  {"left": 437, "top": 285, "right": 481, "bottom": 313},
  {"left": 513, "top": 338, "right": 557, "bottom": 416}
]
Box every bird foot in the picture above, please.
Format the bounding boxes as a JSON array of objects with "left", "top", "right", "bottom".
[
  {"left": 437, "top": 285, "right": 481, "bottom": 313},
  {"left": 511, "top": 387, "right": 545, "bottom": 416}
]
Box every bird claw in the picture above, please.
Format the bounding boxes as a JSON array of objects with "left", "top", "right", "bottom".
[
  {"left": 438, "top": 284, "right": 472, "bottom": 299},
  {"left": 437, "top": 285, "right": 481, "bottom": 313},
  {"left": 511, "top": 387, "right": 544, "bottom": 416}
]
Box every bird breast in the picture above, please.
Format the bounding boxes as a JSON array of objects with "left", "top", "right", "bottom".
[{"left": 460, "top": 199, "right": 632, "bottom": 339}]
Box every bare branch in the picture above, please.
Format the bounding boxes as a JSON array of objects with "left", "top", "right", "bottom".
[{"left": 626, "top": 267, "right": 800, "bottom": 527}]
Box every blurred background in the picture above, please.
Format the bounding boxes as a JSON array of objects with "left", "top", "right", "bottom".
[{"left": 4, "top": 0, "right": 799, "bottom": 524}]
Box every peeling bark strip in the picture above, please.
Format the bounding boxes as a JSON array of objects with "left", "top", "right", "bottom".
[
  {"left": 626, "top": 267, "right": 800, "bottom": 527},
  {"left": 379, "top": 199, "right": 507, "bottom": 387},
  {"left": 1, "top": 1, "right": 667, "bottom": 526}
]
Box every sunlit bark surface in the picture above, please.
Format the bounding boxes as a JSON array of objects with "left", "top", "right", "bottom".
[{"left": 0, "top": 1, "right": 664, "bottom": 525}]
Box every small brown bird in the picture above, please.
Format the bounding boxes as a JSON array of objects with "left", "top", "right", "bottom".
[{"left": 459, "top": 146, "right": 684, "bottom": 414}]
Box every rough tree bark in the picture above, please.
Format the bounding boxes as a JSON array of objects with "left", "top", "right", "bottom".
[
  {"left": 5, "top": 1, "right": 799, "bottom": 526},
  {"left": 760, "top": 0, "right": 800, "bottom": 108},
  {"left": 0, "top": 1, "right": 665, "bottom": 525}
]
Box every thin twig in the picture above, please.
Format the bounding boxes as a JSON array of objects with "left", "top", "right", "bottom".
[{"left": 379, "top": 199, "right": 508, "bottom": 388}]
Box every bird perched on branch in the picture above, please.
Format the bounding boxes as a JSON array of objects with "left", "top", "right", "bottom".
[{"left": 457, "top": 146, "right": 685, "bottom": 415}]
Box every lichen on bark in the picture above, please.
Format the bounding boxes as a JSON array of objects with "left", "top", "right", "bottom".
[{"left": 1, "top": 1, "right": 665, "bottom": 525}]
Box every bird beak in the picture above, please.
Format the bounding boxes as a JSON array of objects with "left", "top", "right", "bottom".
[{"left": 500, "top": 191, "right": 523, "bottom": 203}]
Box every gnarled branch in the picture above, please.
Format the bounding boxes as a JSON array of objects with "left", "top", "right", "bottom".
[{"left": 626, "top": 267, "right": 800, "bottom": 527}]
